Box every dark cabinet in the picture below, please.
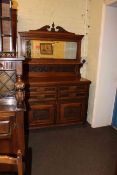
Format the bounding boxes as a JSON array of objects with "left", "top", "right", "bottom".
[
  {"left": 19, "top": 23, "right": 91, "bottom": 129},
  {"left": 25, "top": 81, "right": 90, "bottom": 129}
]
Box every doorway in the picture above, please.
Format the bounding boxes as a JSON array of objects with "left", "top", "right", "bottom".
[{"left": 92, "top": 1, "right": 117, "bottom": 128}]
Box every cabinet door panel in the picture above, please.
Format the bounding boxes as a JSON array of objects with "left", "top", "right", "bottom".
[
  {"left": 0, "top": 111, "right": 25, "bottom": 155},
  {"left": 0, "top": 113, "right": 14, "bottom": 139},
  {"left": 29, "top": 104, "right": 55, "bottom": 128},
  {"left": 0, "top": 112, "right": 15, "bottom": 154},
  {"left": 58, "top": 99, "right": 85, "bottom": 124}
]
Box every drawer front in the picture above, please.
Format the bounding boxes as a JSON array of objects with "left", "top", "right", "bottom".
[
  {"left": 30, "top": 86, "right": 56, "bottom": 93},
  {"left": 26, "top": 85, "right": 57, "bottom": 101},
  {"left": 0, "top": 111, "right": 25, "bottom": 155},
  {"left": 0, "top": 112, "right": 15, "bottom": 138},
  {"left": 0, "top": 121, "right": 10, "bottom": 136},
  {"left": 59, "top": 85, "right": 87, "bottom": 92},
  {"left": 59, "top": 85, "right": 89, "bottom": 99}
]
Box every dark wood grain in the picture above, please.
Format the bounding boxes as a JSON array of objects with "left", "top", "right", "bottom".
[{"left": 19, "top": 24, "right": 91, "bottom": 129}]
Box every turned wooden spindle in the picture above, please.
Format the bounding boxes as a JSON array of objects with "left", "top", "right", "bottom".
[{"left": 15, "top": 75, "right": 25, "bottom": 109}]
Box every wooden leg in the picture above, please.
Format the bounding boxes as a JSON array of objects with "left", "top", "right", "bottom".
[{"left": 17, "top": 150, "right": 23, "bottom": 175}]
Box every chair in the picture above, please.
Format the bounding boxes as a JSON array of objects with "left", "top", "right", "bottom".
[{"left": 0, "top": 150, "right": 23, "bottom": 175}]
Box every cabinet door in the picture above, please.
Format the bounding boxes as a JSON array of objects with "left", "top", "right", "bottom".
[
  {"left": 0, "top": 111, "right": 25, "bottom": 154},
  {"left": 26, "top": 84, "right": 57, "bottom": 128},
  {"left": 58, "top": 84, "right": 90, "bottom": 125},
  {"left": 28, "top": 104, "right": 56, "bottom": 128},
  {"left": 58, "top": 98, "right": 86, "bottom": 124},
  {"left": 0, "top": 112, "right": 15, "bottom": 154}
]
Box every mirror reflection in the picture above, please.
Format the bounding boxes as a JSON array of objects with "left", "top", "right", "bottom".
[{"left": 25, "top": 40, "right": 77, "bottom": 59}]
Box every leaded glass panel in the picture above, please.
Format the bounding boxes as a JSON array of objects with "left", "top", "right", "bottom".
[{"left": 0, "top": 70, "right": 16, "bottom": 98}]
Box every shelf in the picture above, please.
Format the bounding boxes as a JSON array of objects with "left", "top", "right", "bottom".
[
  {"left": 0, "top": 0, "right": 11, "bottom": 4},
  {"left": 0, "top": 17, "right": 11, "bottom": 20},
  {"left": 1, "top": 34, "right": 12, "bottom": 37},
  {"left": 0, "top": 0, "right": 17, "bottom": 57}
]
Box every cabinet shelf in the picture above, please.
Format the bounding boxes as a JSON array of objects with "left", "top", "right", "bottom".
[
  {"left": 1, "top": 0, "right": 11, "bottom": 3},
  {"left": 1, "top": 34, "right": 12, "bottom": 37},
  {"left": 0, "top": 0, "right": 17, "bottom": 56},
  {"left": 0, "top": 17, "right": 11, "bottom": 20}
]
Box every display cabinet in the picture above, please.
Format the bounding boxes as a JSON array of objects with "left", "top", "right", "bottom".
[
  {"left": 19, "top": 23, "right": 91, "bottom": 129},
  {"left": 0, "top": 57, "right": 25, "bottom": 172},
  {"left": 0, "top": 0, "right": 25, "bottom": 172},
  {"left": 0, "top": 0, "right": 17, "bottom": 57}
]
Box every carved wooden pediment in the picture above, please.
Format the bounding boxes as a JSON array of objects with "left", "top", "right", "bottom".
[{"left": 30, "top": 22, "right": 74, "bottom": 34}]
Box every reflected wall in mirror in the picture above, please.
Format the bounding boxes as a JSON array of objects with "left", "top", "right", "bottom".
[
  {"left": 25, "top": 40, "right": 77, "bottom": 59},
  {"left": 19, "top": 23, "right": 84, "bottom": 62}
]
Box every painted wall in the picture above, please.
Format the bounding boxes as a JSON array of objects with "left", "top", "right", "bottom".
[
  {"left": 86, "top": 0, "right": 104, "bottom": 124},
  {"left": 91, "top": 5, "right": 117, "bottom": 127},
  {"left": 18, "top": 0, "right": 86, "bottom": 33}
]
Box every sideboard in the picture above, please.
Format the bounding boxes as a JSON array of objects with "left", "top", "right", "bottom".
[{"left": 19, "top": 23, "right": 91, "bottom": 129}]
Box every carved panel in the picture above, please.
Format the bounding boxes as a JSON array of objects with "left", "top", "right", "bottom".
[
  {"left": 25, "top": 64, "right": 75, "bottom": 73},
  {"left": 33, "top": 109, "right": 49, "bottom": 121},
  {"left": 29, "top": 104, "right": 55, "bottom": 127},
  {"left": 0, "top": 113, "right": 14, "bottom": 139},
  {"left": 64, "top": 105, "right": 81, "bottom": 118},
  {"left": 59, "top": 101, "right": 84, "bottom": 123}
]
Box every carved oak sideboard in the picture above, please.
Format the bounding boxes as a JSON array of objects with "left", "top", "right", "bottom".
[{"left": 19, "top": 23, "right": 91, "bottom": 129}]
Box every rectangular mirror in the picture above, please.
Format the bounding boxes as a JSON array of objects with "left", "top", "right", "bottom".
[{"left": 25, "top": 40, "right": 77, "bottom": 59}]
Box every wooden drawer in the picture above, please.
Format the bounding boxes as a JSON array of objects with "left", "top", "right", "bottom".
[
  {"left": 59, "top": 91, "right": 86, "bottom": 99},
  {"left": 58, "top": 85, "right": 88, "bottom": 99},
  {"left": 26, "top": 85, "right": 57, "bottom": 101},
  {"left": 0, "top": 111, "right": 25, "bottom": 155},
  {"left": 30, "top": 86, "right": 56, "bottom": 93},
  {"left": 0, "top": 112, "right": 15, "bottom": 139},
  {"left": 28, "top": 93, "right": 57, "bottom": 102},
  {"left": 59, "top": 84, "right": 88, "bottom": 92}
]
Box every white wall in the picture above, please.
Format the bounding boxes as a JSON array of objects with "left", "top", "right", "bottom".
[
  {"left": 86, "top": 0, "right": 103, "bottom": 124},
  {"left": 92, "top": 5, "right": 117, "bottom": 127}
]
